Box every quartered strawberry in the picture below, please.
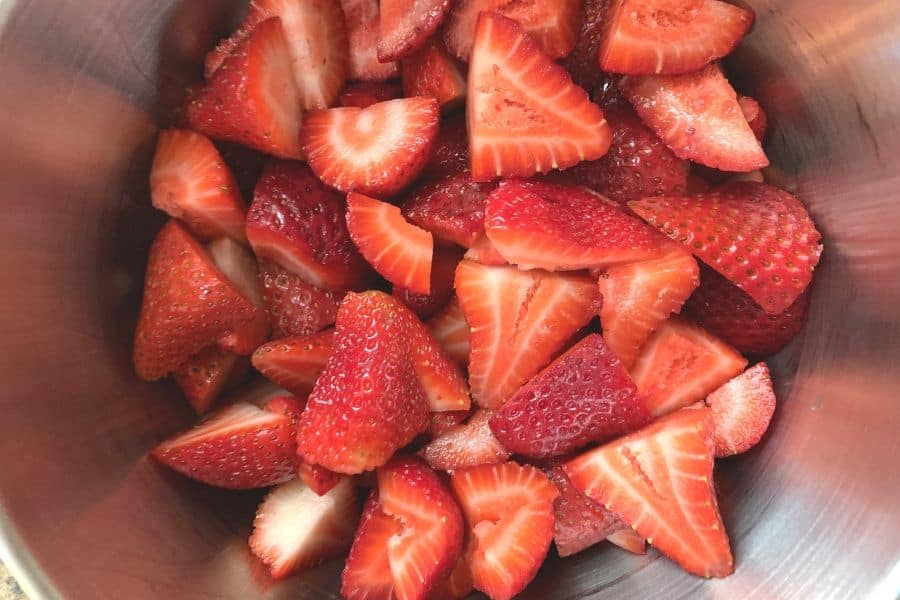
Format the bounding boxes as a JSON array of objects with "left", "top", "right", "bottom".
[
  {"left": 249, "top": 477, "right": 359, "bottom": 579},
  {"left": 564, "top": 407, "right": 733, "bottom": 577},
  {"left": 704, "top": 362, "right": 777, "bottom": 457},
  {"left": 152, "top": 401, "right": 297, "bottom": 489},
  {"left": 629, "top": 182, "right": 823, "bottom": 314},
  {"left": 247, "top": 160, "right": 369, "bottom": 291},
  {"left": 258, "top": 261, "right": 344, "bottom": 339},
  {"left": 445, "top": 0, "right": 580, "bottom": 62},
  {"left": 421, "top": 409, "right": 511, "bottom": 471},
  {"left": 341, "top": 492, "right": 399, "bottom": 599},
  {"left": 150, "top": 130, "right": 247, "bottom": 243},
  {"left": 338, "top": 81, "right": 402, "bottom": 108},
  {"left": 422, "top": 111, "right": 470, "bottom": 179},
  {"left": 463, "top": 234, "right": 508, "bottom": 266},
  {"left": 484, "top": 179, "right": 662, "bottom": 270},
  {"left": 427, "top": 298, "right": 471, "bottom": 366},
  {"left": 302, "top": 97, "right": 440, "bottom": 197},
  {"left": 341, "top": 0, "right": 401, "bottom": 81},
  {"left": 173, "top": 346, "right": 240, "bottom": 415},
  {"left": 599, "top": 0, "right": 754, "bottom": 75},
  {"left": 187, "top": 18, "right": 303, "bottom": 159},
  {"left": 252, "top": 330, "right": 334, "bottom": 396},
  {"left": 297, "top": 461, "right": 343, "bottom": 496},
  {"left": 547, "top": 465, "right": 623, "bottom": 557},
  {"left": 401, "top": 38, "right": 467, "bottom": 111},
  {"left": 346, "top": 192, "right": 434, "bottom": 294},
  {"left": 467, "top": 13, "right": 612, "bottom": 181},
  {"left": 133, "top": 221, "right": 257, "bottom": 380},
  {"left": 597, "top": 247, "right": 700, "bottom": 368},
  {"left": 622, "top": 64, "right": 768, "bottom": 172},
  {"left": 401, "top": 172, "right": 496, "bottom": 248},
  {"left": 739, "top": 95, "right": 768, "bottom": 141},
  {"left": 379, "top": 0, "right": 453, "bottom": 62},
  {"left": 456, "top": 260, "right": 598, "bottom": 408},
  {"left": 606, "top": 528, "right": 646, "bottom": 554},
  {"left": 450, "top": 462, "right": 559, "bottom": 600},
  {"left": 394, "top": 246, "right": 463, "bottom": 319},
  {"left": 562, "top": 0, "right": 610, "bottom": 94},
  {"left": 630, "top": 317, "right": 746, "bottom": 416}
]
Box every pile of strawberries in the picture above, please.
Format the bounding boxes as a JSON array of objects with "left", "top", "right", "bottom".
[{"left": 135, "top": 0, "right": 823, "bottom": 597}]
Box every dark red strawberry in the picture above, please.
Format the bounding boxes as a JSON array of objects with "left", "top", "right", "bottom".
[
  {"left": 562, "top": 0, "right": 610, "bottom": 94},
  {"left": 338, "top": 81, "right": 403, "bottom": 108},
  {"left": 394, "top": 246, "right": 463, "bottom": 319},
  {"left": 297, "top": 461, "right": 343, "bottom": 496},
  {"left": 739, "top": 95, "right": 768, "bottom": 141},
  {"left": 704, "top": 362, "right": 777, "bottom": 457},
  {"left": 401, "top": 38, "right": 467, "bottom": 111},
  {"left": 252, "top": 330, "right": 334, "bottom": 396},
  {"left": 426, "top": 298, "right": 471, "bottom": 366},
  {"left": 379, "top": 0, "right": 453, "bottom": 61},
  {"left": 341, "top": 0, "right": 401, "bottom": 81},
  {"left": 401, "top": 172, "right": 496, "bottom": 248},
  {"left": 173, "top": 346, "right": 240, "bottom": 415},
  {"left": 422, "top": 111, "right": 470, "bottom": 179},
  {"left": 547, "top": 465, "right": 623, "bottom": 557},
  {"left": 258, "top": 261, "right": 344, "bottom": 339},
  {"left": 421, "top": 409, "right": 510, "bottom": 471},
  {"left": 463, "top": 234, "right": 508, "bottom": 266}
]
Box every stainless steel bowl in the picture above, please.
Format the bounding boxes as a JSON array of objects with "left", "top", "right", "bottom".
[{"left": 1, "top": 0, "right": 899, "bottom": 598}]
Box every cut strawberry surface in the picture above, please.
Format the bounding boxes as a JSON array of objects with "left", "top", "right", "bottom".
[
  {"left": 597, "top": 247, "right": 700, "bottom": 368},
  {"left": 422, "top": 112, "right": 470, "bottom": 179},
  {"left": 258, "top": 261, "right": 343, "bottom": 339},
  {"left": 491, "top": 334, "right": 652, "bottom": 458},
  {"left": 265, "top": 394, "right": 307, "bottom": 419},
  {"left": 467, "top": 12, "right": 612, "bottom": 181},
  {"left": 152, "top": 401, "right": 296, "bottom": 489},
  {"left": 739, "top": 95, "right": 768, "bottom": 141},
  {"left": 629, "top": 182, "right": 823, "bottom": 314},
  {"left": 341, "top": 492, "right": 399, "bottom": 599},
  {"left": 427, "top": 298, "right": 471, "bottom": 366},
  {"left": 302, "top": 97, "right": 440, "bottom": 197},
  {"left": 430, "top": 554, "right": 474, "bottom": 600},
  {"left": 630, "top": 317, "right": 747, "bottom": 416},
  {"left": 563, "top": 0, "right": 610, "bottom": 94},
  {"left": 341, "top": 0, "right": 401, "bottom": 81},
  {"left": 463, "top": 234, "right": 508, "bottom": 266},
  {"left": 622, "top": 64, "right": 768, "bottom": 172},
  {"left": 338, "top": 81, "right": 402, "bottom": 108},
  {"left": 564, "top": 407, "right": 733, "bottom": 578},
  {"left": 187, "top": 18, "right": 303, "bottom": 159},
  {"left": 401, "top": 38, "right": 467, "bottom": 111},
  {"left": 607, "top": 528, "right": 647, "bottom": 555},
  {"left": 456, "top": 260, "right": 598, "bottom": 408},
  {"left": 401, "top": 172, "right": 495, "bottom": 249},
  {"left": 173, "top": 346, "right": 240, "bottom": 415},
  {"left": 421, "top": 409, "right": 511, "bottom": 472},
  {"left": 599, "top": 0, "right": 754, "bottom": 75},
  {"left": 379, "top": 0, "right": 453, "bottom": 62},
  {"left": 393, "top": 246, "right": 463, "bottom": 319},
  {"left": 252, "top": 330, "right": 334, "bottom": 397},
  {"left": 705, "top": 362, "right": 777, "bottom": 457},
  {"left": 547, "top": 465, "right": 623, "bottom": 558},
  {"left": 297, "top": 461, "right": 343, "bottom": 496}
]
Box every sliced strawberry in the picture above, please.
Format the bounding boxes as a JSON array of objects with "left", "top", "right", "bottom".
[
  {"left": 704, "top": 362, "right": 777, "bottom": 457},
  {"left": 430, "top": 554, "right": 474, "bottom": 600},
  {"left": 484, "top": 179, "right": 662, "bottom": 270},
  {"left": 739, "top": 95, "right": 768, "bottom": 141},
  {"left": 341, "top": 492, "right": 399, "bottom": 599},
  {"left": 428, "top": 409, "right": 472, "bottom": 438},
  {"left": 445, "top": 0, "right": 580, "bottom": 62},
  {"left": 133, "top": 221, "right": 257, "bottom": 380},
  {"left": 151, "top": 401, "right": 296, "bottom": 488},
  {"left": 455, "top": 260, "right": 598, "bottom": 408},
  {"left": 187, "top": 18, "right": 303, "bottom": 159},
  {"left": 302, "top": 97, "right": 440, "bottom": 197},
  {"left": 629, "top": 182, "right": 823, "bottom": 314},
  {"left": 565, "top": 407, "right": 733, "bottom": 577},
  {"left": 379, "top": 0, "right": 453, "bottom": 61},
  {"left": 401, "top": 172, "right": 496, "bottom": 248},
  {"left": 606, "top": 528, "right": 647, "bottom": 555},
  {"left": 297, "top": 461, "right": 343, "bottom": 496},
  {"left": 467, "top": 13, "right": 611, "bottom": 181},
  {"left": 630, "top": 317, "right": 747, "bottom": 416},
  {"left": 173, "top": 346, "right": 240, "bottom": 415},
  {"left": 622, "top": 64, "right": 768, "bottom": 171},
  {"left": 422, "top": 111, "right": 470, "bottom": 179},
  {"left": 421, "top": 409, "right": 510, "bottom": 471},
  {"left": 599, "top": 0, "right": 754, "bottom": 75},
  {"left": 252, "top": 330, "right": 334, "bottom": 396},
  {"left": 258, "top": 261, "right": 344, "bottom": 339},
  {"left": 393, "top": 246, "right": 463, "bottom": 319},
  {"left": 265, "top": 394, "right": 307, "bottom": 418},
  {"left": 450, "top": 462, "right": 558, "bottom": 600},
  {"left": 401, "top": 38, "right": 466, "bottom": 111},
  {"left": 341, "top": 0, "right": 401, "bottom": 81},
  {"left": 597, "top": 247, "right": 700, "bottom": 368},
  {"left": 249, "top": 477, "right": 359, "bottom": 579},
  {"left": 547, "top": 465, "right": 623, "bottom": 557},
  {"left": 347, "top": 192, "right": 434, "bottom": 295},
  {"left": 562, "top": 0, "right": 611, "bottom": 94},
  {"left": 205, "top": 21, "right": 258, "bottom": 80},
  {"left": 463, "top": 234, "right": 508, "bottom": 266},
  {"left": 338, "top": 81, "right": 403, "bottom": 108},
  {"left": 427, "top": 298, "right": 471, "bottom": 366}
]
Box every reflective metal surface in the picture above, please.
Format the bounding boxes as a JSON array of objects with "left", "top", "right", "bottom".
[{"left": 0, "top": 0, "right": 898, "bottom": 598}]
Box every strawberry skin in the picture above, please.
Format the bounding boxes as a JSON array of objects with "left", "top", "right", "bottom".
[
  {"left": 547, "top": 465, "right": 623, "bottom": 558},
  {"left": 704, "top": 362, "right": 777, "bottom": 457},
  {"left": 393, "top": 246, "right": 463, "bottom": 319},
  {"left": 297, "top": 460, "right": 342, "bottom": 496},
  {"left": 173, "top": 345, "right": 240, "bottom": 415},
  {"left": 401, "top": 38, "right": 467, "bottom": 111},
  {"left": 422, "top": 112, "right": 470, "bottom": 180},
  {"left": 562, "top": 0, "right": 611, "bottom": 94},
  {"left": 258, "top": 261, "right": 344, "bottom": 339},
  {"left": 427, "top": 298, "right": 471, "bottom": 366},
  {"left": 428, "top": 409, "right": 472, "bottom": 438},
  {"left": 338, "top": 81, "right": 402, "bottom": 108},
  {"left": 341, "top": 0, "right": 401, "bottom": 81},
  {"left": 251, "top": 330, "right": 334, "bottom": 397},
  {"left": 401, "top": 172, "right": 496, "bottom": 249},
  {"left": 379, "top": 0, "right": 453, "bottom": 62},
  {"left": 421, "top": 409, "right": 511, "bottom": 471}
]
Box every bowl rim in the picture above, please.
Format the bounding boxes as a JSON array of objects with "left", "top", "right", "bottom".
[{"left": 0, "top": 507, "right": 59, "bottom": 600}]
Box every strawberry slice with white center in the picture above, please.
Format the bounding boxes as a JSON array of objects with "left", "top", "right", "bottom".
[
  {"left": 341, "top": 0, "right": 401, "bottom": 81},
  {"left": 379, "top": 0, "right": 453, "bottom": 61},
  {"left": 401, "top": 38, "right": 467, "bottom": 111},
  {"left": 301, "top": 97, "right": 440, "bottom": 197},
  {"left": 599, "top": 0, "right": 754, "bottom": 75},
  {"left": 257, "top": 261, "right": 344, "bottom": 339},
  {"left": 463, "top": 234, "right": 508, "bottom": 266},
  {"left": 173, "top": 346, "right": 241, "bottom": 415},
  {"left": 426, "top": 298, "right": 471, "bottom": 366},
  {"left": 564, "top": 406, "right": 734, "bottom": 578},
  {"left": 704, "top": 362, "right": 777, "bottom": 457},
  {"left": 420, "top": 409, "right": 511, "bottom": 471},
  {"left": 467, "top": 12, "right": 612, "bottom": 181},
  {"left": 252, "top": 330, "right": 334, "bottom": 397},
  {"left": 546, "top": 464, "right": 623, "bottom": 557}
]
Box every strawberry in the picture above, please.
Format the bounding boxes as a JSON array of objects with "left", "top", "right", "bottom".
[
  {"left": 484, "top": 179, "right": 663, "bottom": 270},
  {"left": 428, "top": 409, "right": 472, "bottom": 438},
  {"left": 444, "top": 0, "right": 580, "bottom": 62},
  {"left": 379, "top": 0, "right": 453, "bottom": 62},
  {"left": 421, "top": 409, "right": 511, "bottom": 471},
  {"left": 215, "top": 141, "right": 268, "bottom": 201},
  {"left": 151, "top": 401, "right": 297, "bottom": 488},
  {"left": 546, "top": 465, "right": 623, "bottom": 557},
  {"left": 187, "top": 18, "right": 303, "bottom": 159},
  {"left": 338, "top": 81, "right": 402, "bottom": 108},
  {"left": 249, "top": 477, "right": 359, "bottom": 579},
  {"left": 629, "top": 182, "right": 823, "bottom": 314},
  {"left": 599, "top": 0, "right": 754, "bottom": 75},
  {"left": 341, "top": 492, "right": 399, "bottom": 599},
  {"left": 467, "top": 13, "right": 611, "bottom": 181},
  {"left": 258, "top": 261, "right": 344, "bottom": 339},
  {"left": 455, "top": 260, "right": 598, "bottom": 408},
  {"left": 426, "top": 298, "right": 471, "bottom": 366},
  {"left": 173, "top": 346, "right": 240, "bottom": 415},
  {"left": 401, "top": 38, "right": 467, "bottom": 111},
  {"left": 302, "top": 97, "right": 440, "bottom": 197},
  {"left": 597, "top": 247, "right": 700, "bottom": 368},
  {"left": 297, "top": 461, "right": 343, "bottom": 496},
  {"left": 562, "top": 0, "right": 610, "bottom": 94},
  {"left": 422, "top": 112, "right": 470, "bottom": 179},
  {"left": 430, "top": 554, "right": 474, "bottom": 600},
  {"left": 463, "top": 234, "right": 507, "bottom": 266},
  {"left": 739, "top": 95, "right": 768, "bottom": 141},
  {"left": 630, "top": 317, "right": 747, "bottom": 416},
  {"left": 347, "top": 192, "right": 434, "bottom": 294},
  {"left": 247, "top": 160, "right": 370, "bottom": 291},
  {"left": 133, "top": 221, "right": 257, "bottom": 380},
  {"left": 401, "top": 172, "right": 496, "bottom": 248},
  {"left": 606, "top": 528, "right": 646, "bottom": 554},
  {"left": 150, "top": 130, "right": 247, "bottom": 243},
  {"left": 341, "top": 0, "right": 401, "bottom": 81},
  {"left": 450, "top": 462, "right": 559, "bottom": 600},
  {"left": 704, "top": 362, "right": 777, "bottom": 457},
  {"left": 393, "top": 246, "right": 463, "bottom": 319},
  {"left": 564, "top": 407, "right": 733, "bottom": 578},
  {"left": 621, "top": 64, "right": 768, "bottom": 172},
  {"left": 264, "top": 394, "right": 307, "bottom": 418},
  {"left": 252, "top": 330, "right": 334, "bottom": 396}
]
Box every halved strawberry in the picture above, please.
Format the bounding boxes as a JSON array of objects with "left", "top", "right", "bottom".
[
  {"left": 455, "top": 260, "right": 598, "bottom": 408},
  {"left": 428, "top": 408, "right": 473, "bottom": 438},
  {"left": 150, "top": 130, "right": 247, "bottom": 243},
  {"left": 606, "top": 528, "right": 647, "bottom": 555},
  {"left": 341, "top": 492, "right": 398, "bottom": 599},
  {"left": 622, "top": 64, "right": 768, "bottom": 171},
  {"left": 347, "top": 192, "right": 434, "bottom": 295},
  {"left": 564, "top": 407, "right": 733, "bottom": 577},
  {"left": 427, "top": 298, "right": 471, "bottom": 366},
  {"left": 152, "top": 401, "right": 296, "bottom": 488},
  {"left": 258, "top": 261, "right": 344, "bottom": 339},
  {"left": 422, "top": 111, "right": 470, "bottom": 179},
  {"left": 450, "top": 462, "right": 559, "bottom": 600},
  {"left": 297, "top": 461, "right": 343, "bottom": 496},
  {"left": 393, "top": 246, "right": 463, "bottom": 319},
  {"left": 629, "top": 182, "right": 823, "bottom": 314},
  {"left": 490, "top": 334, "right": 652, "bottom": 458},
  {"left": 547, "top": 465, "right": 623, "bottom": 557},
  {"left": 302, "top": 97, "right": 440, "bottom": 197},
  {"left": 187, "top": 18, "right": 303, "bottom": 159},
  {"left": 401, "top": 172, "right": 496, "bottom": 248},
  {"left": 252, "top": 330, "right": 334, "bottom": 396},
  {"left": 597, "top": 247, "right": 700, "bottom": 368},
  {"left": 467, "top": 13, "right": 612, "bottom": 181},
  {"left": 173, "top": 346, "right": 240, "bottom": 415},
  {"left": 739, "top": 95, "right": 768, "bottom": 141},
  {"left": 463, "top": 234, "right": 508, "bottom": 266},
  {"left": 341, "top": 0, "right": 401, "bottom": 81},
  {"left": 379, "top": 0, "right": 453, "bottom": 61},
  {"left": 599, "top": 0, "right": 754, "bottom": 75},
  {"left": 421, "top": 409, "right": 510, "bottom": 471},
  {"left": 249, "top": 477, "right": 359, "bottom": 579},
  {"left": 401, "top": 38, "right": 467, "bottom": 111},
  {"left": 704, "top": 362, "right": 777, "bottom": 457},
  {"left": 630, "top": 317, "right": 747, "bottom": 416},
  {"left": 562, "top": 0, "right": 610, "bottom": 94},
  {"left": 338, "top": 81, "right": 403, "bottom": 108}
]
